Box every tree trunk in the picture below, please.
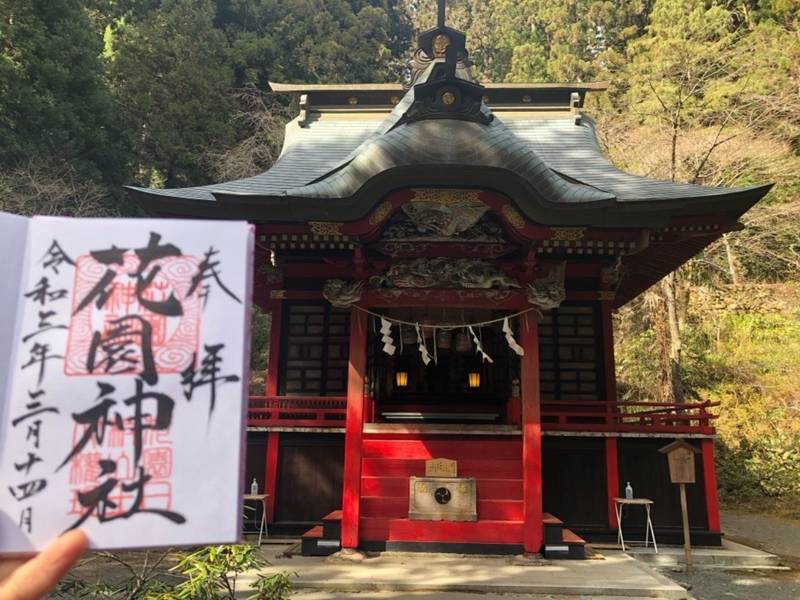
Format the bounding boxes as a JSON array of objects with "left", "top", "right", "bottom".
[
  {"left": 722, "top": 233, "right": 740, "bottom": 284},
  {"left": 660, "top": 272, "right": 685, "bottom": 403}
]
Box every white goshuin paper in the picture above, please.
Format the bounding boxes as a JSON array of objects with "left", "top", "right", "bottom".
[{"left": 0, "top": 214, "right": 253, "bottom": 554}]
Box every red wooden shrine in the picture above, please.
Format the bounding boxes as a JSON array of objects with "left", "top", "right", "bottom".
[{"left": 128, "top": 5, "right": 770, "bottom": 556}]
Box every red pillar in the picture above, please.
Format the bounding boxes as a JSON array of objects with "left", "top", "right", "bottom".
[
  {"left": 605, "top": 437, "right": 619, "bottom": 528},
  {"left": 341, "top": 308, "right": 368, "bottom": 549},
  {"left": 520, "top": 313, "right": 543, "bottom": 554},
  {"left": 265, "top": 300, "right": 283, "bottom": 397},
  {"left": 264, "top": 431, "right": 279, "bottom": 522},
  {"left": 701, "top": 438, "right": 722, "bottom": 533}
]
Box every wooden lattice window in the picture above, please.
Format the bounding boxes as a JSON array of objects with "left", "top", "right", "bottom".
[
  {"left": 539, "top": 304, "right": 604, "bottom": 401},
  {"left": 279, "top": 303, "right": 350, "bottom": 396}
]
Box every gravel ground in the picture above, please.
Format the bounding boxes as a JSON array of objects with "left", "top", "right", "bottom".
[{"left": 656, "top": 509, "right": 800, "bottom": 600}]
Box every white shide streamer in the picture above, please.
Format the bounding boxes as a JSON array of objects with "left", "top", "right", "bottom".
[
  {"left": 502, "top": 317, "right": 524, "bottom": 356},
  {"left": 416, "top": 324, "right": 433, "bottom": 365},
  {"left": 468, "top": 325, "right": 494, "bottom": 364},
  {"left": 380, "top": 317, "right": 396, "bottom": 356}
]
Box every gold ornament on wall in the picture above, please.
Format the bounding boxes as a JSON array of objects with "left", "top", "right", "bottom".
[
  {"left": 551, "top": 227, "right": 586, "bottom": 241},
  {"left": 368, "top": 200, "right": 393, "bottom": 225},
  {"left": 308, "top": 221, "right": 343, "bottom": 236},
  {"left": 433, "top": 34, "right": 451, "bottom": 57},
  {"left": 501, "top": 204, "right": 525, "bottom": 229}
]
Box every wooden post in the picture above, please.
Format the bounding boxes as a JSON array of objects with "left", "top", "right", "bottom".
[
  {"left": 605, "top": 437, "right": 619, "bottom": 528},
  {"left": 263, "top": 432, "right": 279, "bottom": 522},
  {"left": 701, "top": 438, "right": 722, "bottom": 533},
  {"left": 265, "top": 300, "right": 283, "bottom": 397},
  {"left": 341, "top": 308, "right": 368, "bottom": 549},
  {"left": 679, "top": 483, "right": 693, "bottom": 575},
  {"left": 660, "top": 440, "right": 700, "bottom": 574},
  {"left": 520, "top": 313, "right": 543, "bottom": 554}
]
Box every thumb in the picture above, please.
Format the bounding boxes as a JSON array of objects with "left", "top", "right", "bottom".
[{"left": 0, "top": 530, "right": 88, "bottom": 600}]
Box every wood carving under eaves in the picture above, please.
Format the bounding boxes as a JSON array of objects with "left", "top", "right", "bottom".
[
  {"left": 378, "top": 192, "right": 506, "bottom": 244},
  {"left": 526, "top": 262, "right": 566, "bottom": 311},
  {"left": 370, "top": 257, "right": 520, "bottom": 290},
  {"left": 322, "top": 279, "right": 365, "bottom": 308}
]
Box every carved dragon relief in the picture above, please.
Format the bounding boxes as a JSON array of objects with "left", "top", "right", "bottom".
[
  {"left": 370, "top": 258, "right": 520, "bottom": 290},
  {"left": 526, "top": 262, "right": 566, "bottom": 311},
  {"left": 377, "top": 190, "right": 506, "bottom": 244},
  {"left": 322, "top": 279, "right": 365, "bottom": 308}
]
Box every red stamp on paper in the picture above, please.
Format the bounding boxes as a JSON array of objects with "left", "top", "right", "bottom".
[
  {"left": 64, "top": 253, "right": 201, "bottom": 377},
  {"left": 67, "top": 418, "right": 175, "bottom": 518}
]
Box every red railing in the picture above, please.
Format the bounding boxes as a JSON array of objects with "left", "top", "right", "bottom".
[
  {"left": 247, "top": 396, "right": 718, "bottom": 434},
  {"left": 247, "top": 395, "right": 347, "bottom": 428},
  {"left": 541, "top": 400, "right": 718, "bottom": 435}
]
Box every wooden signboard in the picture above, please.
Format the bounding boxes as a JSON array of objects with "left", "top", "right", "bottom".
[
  {"left": 426, "top": 458, "right": 457, "bottom": 478},
  {"left": 660, "top": 440, "right": 700, "bottom": 484}
]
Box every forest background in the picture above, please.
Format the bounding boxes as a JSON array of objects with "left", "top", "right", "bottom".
[{"left": 1, "top": 0, "right": 799, "bottom": 509}]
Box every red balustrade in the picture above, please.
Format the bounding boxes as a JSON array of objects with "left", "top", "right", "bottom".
[
  {"left": 247, "top": 395, "right": 347, "bottom": 428},
  {"left": 540, "top": 400, "right": 718, "bottom": 435},
  {"left": 247, "top": 396, "right": 717, "bottom": 435}
]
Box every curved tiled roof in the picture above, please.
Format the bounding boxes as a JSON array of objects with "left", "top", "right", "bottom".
[
  {"left": 285, "top": 118, "right": 613, "bottom": 203},
  {"left": 127, "top": 113, "right": 765, "bottom": 205}
]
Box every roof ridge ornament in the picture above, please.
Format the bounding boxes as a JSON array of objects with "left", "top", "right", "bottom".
[
  {"left": 396, "top": 1, "right": 491, "bottom": 127},
  {"left": 409, "top": 1, "right": 471, "bottom": 86}
]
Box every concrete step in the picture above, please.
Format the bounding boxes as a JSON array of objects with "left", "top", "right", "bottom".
[{"left": 599, "top": 540, "right": 784, "bottom": 570}]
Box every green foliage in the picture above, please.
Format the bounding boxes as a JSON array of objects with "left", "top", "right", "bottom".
[
  {"left": 54, "top": 546, "right": 292, "bottom": 600},
  {"left": 616, "top": 285, "right": 800, "bottom": 501},
  {"left": 0, "top": 0, "right": 126, "bottom": 180},
  {"left": 717, "top": 435, "right": 800, "bottom": 499},
  {"left": 110, "top": 0, "right": 236, "bottom": 187},
  {"left": 164, "top": 544, "right": 291, "bottom": 600},
  {"left": 220, "top": 0, "right": 412, "bottom": 86},
  {"left": 249, "top": 303, "right": 270, "bottom": 394}
]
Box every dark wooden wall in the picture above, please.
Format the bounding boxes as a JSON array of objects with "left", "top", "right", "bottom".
[
  {"left": 542, "top": 437, "right": 607, "bottom": 528},
  {"left": 618, "top": 438, "right": 708, "bottom": 529},
  {"left": 273, "top": 433, "right": 344, "bottom": 525},
  {"left": 244, "top": 432, "right": 268, "bottom": 530}
]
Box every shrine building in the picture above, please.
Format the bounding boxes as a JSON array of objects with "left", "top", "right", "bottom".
[{"left": 127, "top": 7, "right": 772, "bottom": 557}]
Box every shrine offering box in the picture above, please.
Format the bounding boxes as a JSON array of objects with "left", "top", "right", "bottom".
[{"left": 0, "top": 212, "right": 253, "bottom": 554}]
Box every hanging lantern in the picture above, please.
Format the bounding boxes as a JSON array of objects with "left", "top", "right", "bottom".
[
  {"left": 468, "top": 372, "right": 481, "bottom": 389},
  {"left": 401, "top": 325, "right": 417, "bottom": 346},
  {"left": 455, "top": 330, "right": 471, "bottom": 353},
  {"left": 395, "top": 371, "right": 409, "bottom": 388},
  {"left": 422, "top": 325, "right": 434, "bottom": 339},
  {"left": 437, "top": 329, "right": 453, "bottom": 350}
]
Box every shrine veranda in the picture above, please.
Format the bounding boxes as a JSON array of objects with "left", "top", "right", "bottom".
[{"left": 127, "top": 9, "right": 772, "bottom": 556}]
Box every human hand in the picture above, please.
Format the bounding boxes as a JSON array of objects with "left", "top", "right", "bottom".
[{"left": 0, "top": 530, "right": 88, "bottom": 600}]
